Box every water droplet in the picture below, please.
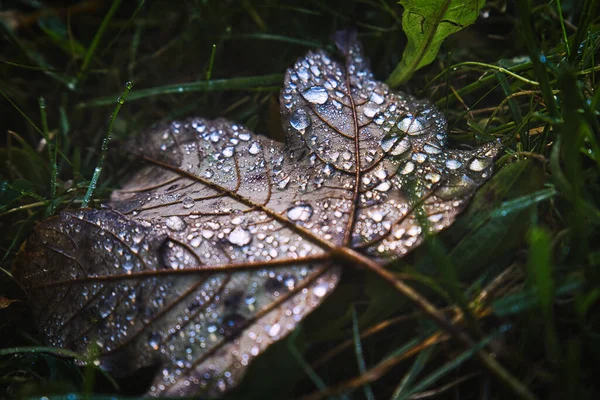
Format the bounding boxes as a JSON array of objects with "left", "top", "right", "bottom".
[
  {"left": 469, "top": 158, "right": 490, "bottom": 171},
  {"left": 381, "top": 135, "right": 410, "bottom": 156},
  {"left": 374, "top": 169, "right": 388, "bottom": 180},
  {"left": 290, "top": 109, "right": 311, "bottom": 132},
  {"left": 182, "top": 196, "right": 195, "bottom": 209},
  {"left": 429, "top": 213, "right": 444, "bottom": 223},
  {"left": 287, "top": 203, "right": 313, "bottom": 222},
  {"left": 374, "top": 114, "right": 385, "bottom": 125},
  {"left": 228, "top": 227, "right": 252, "bottom": 246},
  {"left": 400, "top": 161, "right": 415, "bottom": 175},
  {"left": 370, "top": 92, "right": 385, "bottom": 105},
  {"left": 445, "top": 159, "right": 462, "bottom": 170},
  {"left": 204, "top": 169, "right": 214, "bottom": 178},
  {"left": 368, "top": 209, "right": 385, "bottom": 222},
  {"left": 413, "top": 153, "right": 427, "bottom": 163},
  {"left": 222, "top": 146, "right": 234, "bottom": 158},
  {"left": 425, "top": 172, "right": 441, "bottom": 183},
  {"left": 423, "top": 144, "right": 441, "bottom": 154},
  {"left": 148, "top": 333, "right": 160, "bottom": 350},
  {"left": 322, "top": 164, "right": 334, "bottom": 177},
  {"left": 301, "top": 86, "right": 328, "bottom": 104},
  {"left": 375, "top": 181, "right": 391, "bottom": 192},
  {"left": 313, "top": 283, "right": 328, "bottom": 298},
  {"left": 363, "top": 105, "right": 379, "bottom": 118},
  {"left": 201, "top": 229, "right": 214, "bottom": 239},
  {"left": 238, "top": 132, "right": 251, "bottom": 141},
  {"left": 268, "top": 323, "right": 281, "bottom": 337},
  {"left": 380, "top": 135, "right": 397, "bottom": 152},
  {"left": 398, "top": 116, "right": 425, "bottom": 135},
  {"left": 248, "top": 142, "right": 261, "bottom": 155},
  {"left": 277, "top": 176, "right": 291, "bottom": 189},
  {"left": 166, "top": 216, "right": 186, "bottom": 231}
]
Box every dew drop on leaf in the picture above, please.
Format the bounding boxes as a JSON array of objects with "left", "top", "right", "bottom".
[
  {"left": 301, "top": 86, "right": 329, "bottom": 104},
  {"left": 469, "top": 158, "right": 490, "bottom": 171},
  {"left": 287, "top": 203, "right": 313, "bottom": 222},
  {"left": 165, "top": 216, "right": 186, "bottom": 231},
  {"left": 398, "top": 116, "right": 425, "bottom": 135},
  {"left": 227, "top": 226, "right": 252, "bottom": 246},
  {"left": 248, "top": 142, "right": 261, "bottom": 155},
  {"left": 182, "top": 197, "right": 195, "bottom": 209},
  {"left": 445, "top": 159, "right": 462, "bottom": 170},
  {"left": 290, "top": 109, "right": 311, "bottom": 131}
]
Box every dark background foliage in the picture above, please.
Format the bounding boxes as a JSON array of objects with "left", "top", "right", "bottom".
[{"left": 0, "top": 0, "right": 599, "bottom": 399}]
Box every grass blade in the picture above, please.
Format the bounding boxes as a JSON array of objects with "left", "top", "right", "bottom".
[{"left": 81, "top": 81, "right": 132, "bottom": 207}]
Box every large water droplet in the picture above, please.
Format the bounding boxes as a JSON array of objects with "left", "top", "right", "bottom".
[
  {"left": 363, "top": 105, "right": 380, "bottom": 118},
  {"left": 381, "top": 135, "right": 410, "bottom": 156},
  {"left": 238, "top": 131, "right": 251, "bottom": 141},
  {"left": 398, "top": 116, "right": 425, "bottom": 135},
  {"left": 268, "top": 323, "right": 281, "bottom": 337},
  {"left": 248, "top": 142, "right": 261, "bottom": 155},
  {"left": 290, "top": 109, "right": 311, "bottom": 132},
  {"left": 469, "top": 158, "right": 490, "bottom": 171},
  {"left": 222, "top": 146, "right": 234, "bottom": 158},
  {"left": 228, "top": 227, "right": 252, "bottom": 246},
  {"left": 276, "top": 176, "right": 291, "bottom": 190},
  {"left": 368, "top": 209, "right": 386, "bottom": 222},
  {"left": 301, "top": 86, "right": 328, "bottom": 104},
  {"left": 287, "top": 203, "right": 313, "bottom": 222},
  {"left": 166, "top": 216, "right": 186, "bottom": 231},
  {"left": 445, "top": 159, "right": 462, "bottom": 170},
  {"left": 380, "top": 135, "right": 397, "bottom": 152},
  {"left": 370, "top": 92, "right": 385, "bottom": 105},
  {"left": 375, "top": 181, "right": 391, "bottom": 192},
  {"left": 313, "top": 283, "right": 329, "bottom": 298},
  {"left": 400, "top": 161, "right": 415, "bottom": 175}
]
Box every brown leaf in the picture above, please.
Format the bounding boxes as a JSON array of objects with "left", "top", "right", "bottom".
[
  {"left": 0, "top": 296, "right": 20, "bottom": 309},
  {"left": 15, "top": 31, "right": 500, "bottom": 397}
]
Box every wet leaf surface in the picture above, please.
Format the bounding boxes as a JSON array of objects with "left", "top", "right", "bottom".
[{"left": 15, "top": 31, "right": 499, "bottom": 398}]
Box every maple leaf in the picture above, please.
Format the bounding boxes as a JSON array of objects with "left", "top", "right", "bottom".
[{"left": 15, "top": 31, "right": 500, "bottom": 397}]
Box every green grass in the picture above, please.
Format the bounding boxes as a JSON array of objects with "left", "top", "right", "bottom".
[{"left": 1, "top": 0, "right": 599, "bottom": 399}]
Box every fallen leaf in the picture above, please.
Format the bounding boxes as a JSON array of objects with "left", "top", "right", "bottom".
[{"left": 15, "top": 31, "right": 499, "bottom": 397}]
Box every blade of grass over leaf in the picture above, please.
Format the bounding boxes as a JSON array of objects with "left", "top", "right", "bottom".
[
  {"left": 75, "top": 0, "right": 124, "bottom": 86},
  {"left": 77, "top": 74, "right": 283, "bottom": 107},
  {"left": 81, "top": 81, "right": 132, "bottom": 207},
  {"left": 387, "top": 0, "right": 485, "bottom": 86}
]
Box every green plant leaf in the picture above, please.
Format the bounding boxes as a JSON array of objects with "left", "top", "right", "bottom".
[{"left": 387, "top": 0, "right": 485, "bottom": 87}]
